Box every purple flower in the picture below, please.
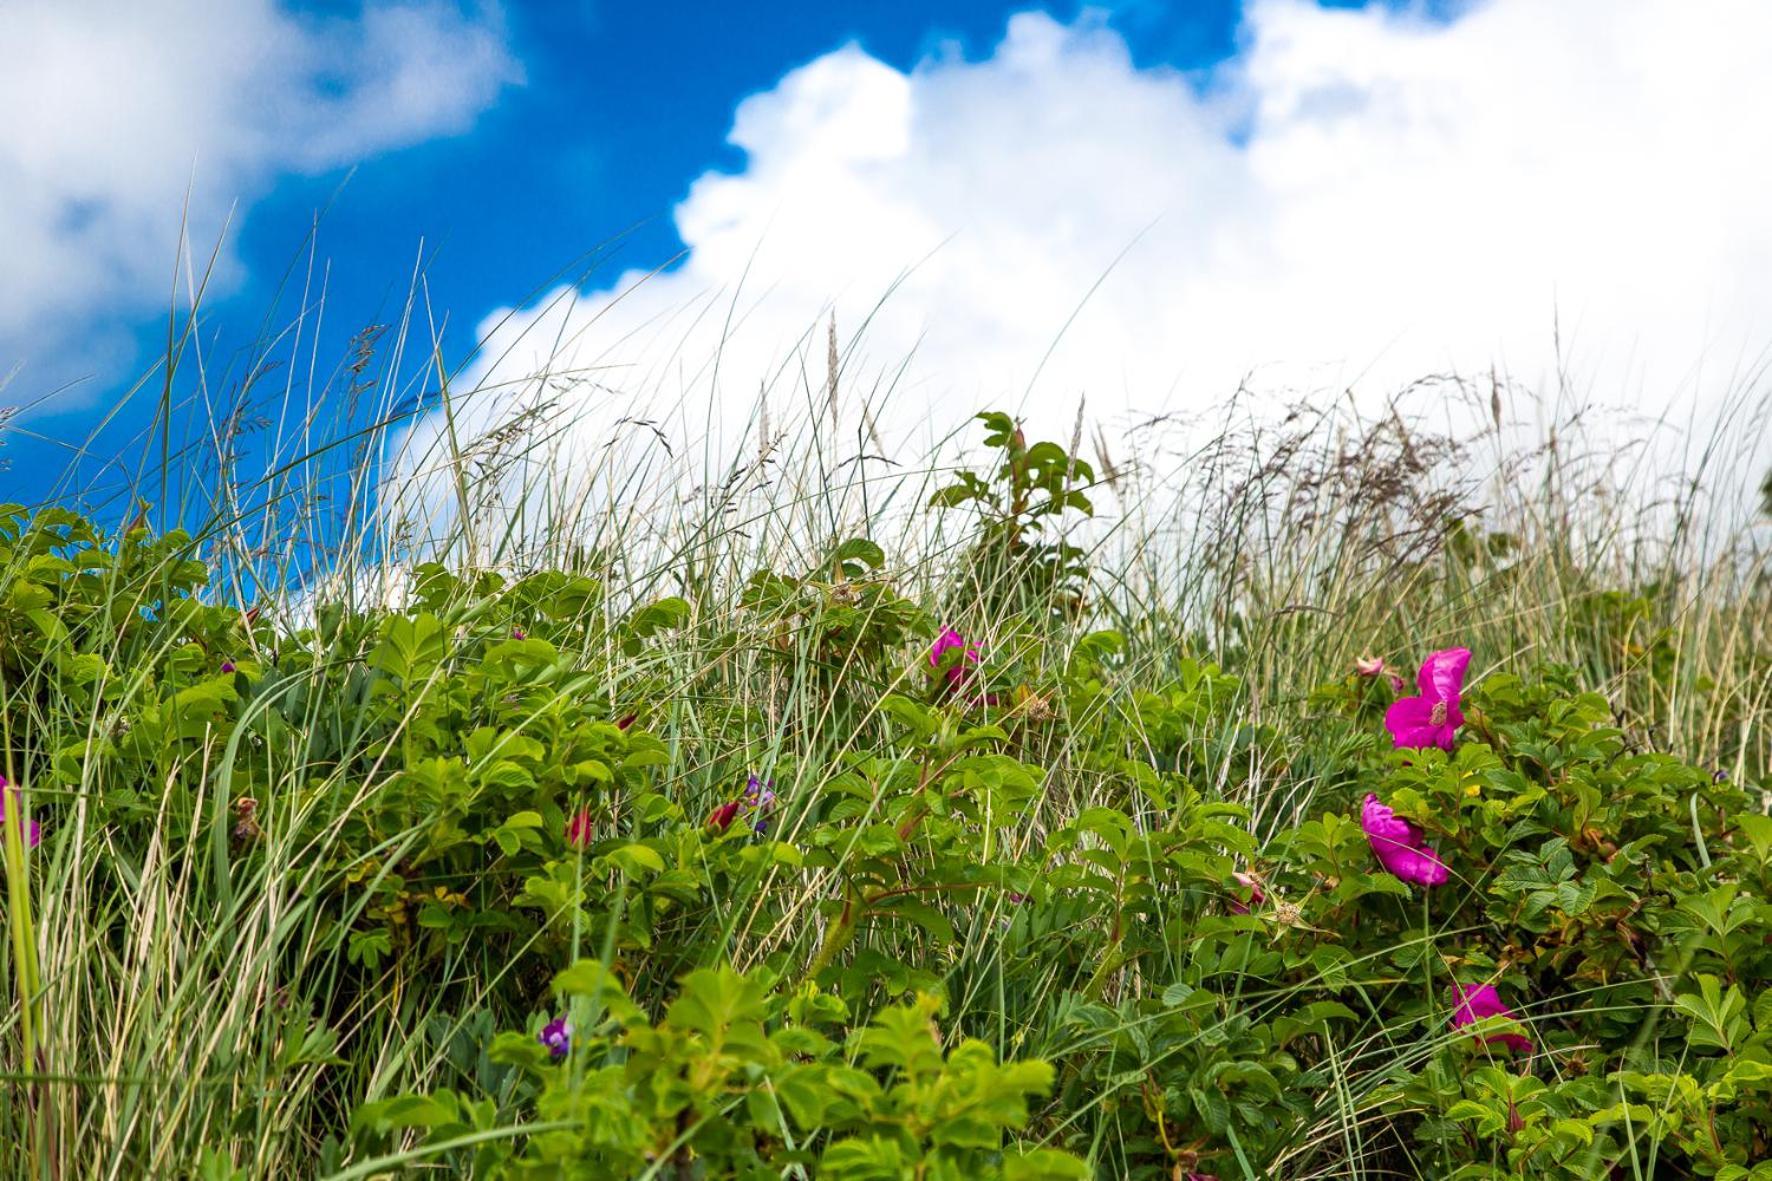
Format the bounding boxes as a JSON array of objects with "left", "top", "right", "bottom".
[
  {"left": 929, "top": 627, "right": 980, "bottom": 692},
  {"left": 708, "top": 776, "right": 777, "bottom": 835},
  {"left": 0, "top": 777, "right": 39, "bottom": 850},
  {"left": 511, "top": 628, "right": 527, "bottom": 641},
  {"left": 744, "top": 776, "right": 777, "bottom": 833},
  {"left": 1450, "top": 982, "right": 1532, "bottom": 1053},
  {"left": 220, "top": 660, "right": 237, "bottom": 674},
  {"left": 539, "top": 1015, "right": 571, "bottom": 1058},
  {"left": 1361, "top": 794, "right": 1449, "bottom": 886},
  {"left": 1384, "top": 648, "right": 1470, "bottom": 751}
]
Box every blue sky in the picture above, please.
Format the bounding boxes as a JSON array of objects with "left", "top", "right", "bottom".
[
  {"left": 2, "top": 0, "right": 1767, "bottom": 530},
  {"left": 237, "top": 0, "right": 1247, "bottom": 312},
  {"left": 2, "top": 1, "right": 1252, "bottom": 512}
]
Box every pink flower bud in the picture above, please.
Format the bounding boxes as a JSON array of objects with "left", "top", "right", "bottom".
[
  {"left": 565, "top": 809, "right": 594, "bottom": 849},
  {"left": 1227, "top": 870, "right": 1265, "bottom": 915}
]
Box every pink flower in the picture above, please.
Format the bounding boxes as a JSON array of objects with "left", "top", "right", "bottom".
[
  {"left": 565, "top": 809, "right": 594, "bottom": 849},
  {"left": 929, "top": 627, "right": 980, "bottom": 692},
  {"left": 1450, "top": 982, "right": 1532, "bottom": 1053},
  {"left": 1361, "top": 794, "right": 1449, "bottom": 886},
  {"left": 0, "top": 777, "right": 39, "bottom": 850},
  {"left": 1384, "top": 648, "right": 1471, "bottom": 751},
  {"left": 1227, "top": 871, "right": 1265, "bottom": 915},
  {"left": 1355, "top": 655, "right": 1385, "bottom": 677}
]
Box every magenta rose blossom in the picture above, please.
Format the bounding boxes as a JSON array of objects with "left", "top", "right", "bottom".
[
  {"left": 929, "top": 627, "right": 980, "bottom": 691},
  {"left": 1384, "top": 647, "right": 1471, "bottom": 751},
  {"left": 0, "top": 777, "right": 39, "bottom": 850},
  {"left": 1361, "top": 794, "right": 1449, "bottom": 886},
  {"left": 1451, "top": 982, "right": 1532, "bottom": 1053}
]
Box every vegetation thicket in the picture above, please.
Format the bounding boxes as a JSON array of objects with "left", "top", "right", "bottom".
[{"left": 2, "top": 365, "right": 1770, "bottom": 1179}]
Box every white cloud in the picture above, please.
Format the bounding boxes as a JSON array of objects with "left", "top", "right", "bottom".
[
  {"left": 395, "top": 0, "right": 1772, "bottom": 546},
  {"left": 0, "top": 0, "right": 517, "bottom": 395}
]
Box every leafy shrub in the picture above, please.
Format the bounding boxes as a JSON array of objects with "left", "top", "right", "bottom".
[{"left": 355, "top": 965, "right": 1087, "bottom": 1179}]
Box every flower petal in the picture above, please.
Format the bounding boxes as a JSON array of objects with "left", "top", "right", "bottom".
[
  {"left": 1228, "top": 871, "right": 1264, "bottom": 915},
  {"left": 565, "top": 809, "right": 594, "bottom": 848},
  {"left": 1450, "top": 982, "right": 1531, "bottom": 1052},
  {"left": 1417, "top": 647, "right": 1471, "bottom": 707},
  {"left": 1384, "top": 696, "right": 1440, "bottom": 749},
  {"left": 707, "top": 801, "right": 742, "bottom": 832},
  {"left": 1360, "top": 793, "right": 1413, "bottom": 844},
  {"left": 1376, "top": 838, "right": 1450, "bottom": 885},
  {"left": 1362, "top": 794, "right": 1450, "bottom": 886},
  {"left": 930, "top": 628, "right": 980, "bottom": 691},
  {"left": 1451, "top": 983, "right": 1506, "bottom": 1024}
]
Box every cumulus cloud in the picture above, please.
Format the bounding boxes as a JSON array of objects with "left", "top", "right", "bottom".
[
  {"left": 0, "top": 0, "right": 517, "bottom": 396},
  {"left": 394, "top": 0, "right": 1772, "bottom": 547}
]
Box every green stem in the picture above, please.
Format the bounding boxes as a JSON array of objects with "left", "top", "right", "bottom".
[
  {"left": 807, "top": 892, "right": 858, "bottom": 978},
  {"left": 2, "top": 689, "right": 44, "bottom": 1177}
]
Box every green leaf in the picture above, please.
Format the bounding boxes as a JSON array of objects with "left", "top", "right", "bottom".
[
  {"left": 828, "top": 537, "right": 886, "bottom": 572},
  {"left": 1674, "top": 974, "right": 1747, "bottom": 1052},
  {"left": 605, "top": 843, "right": 665, "bottom": 877},
  {"left": 1004, "top": 1148, "right": 1091, "bottom": 1180},
  {"left": 1189, "top": 1084, "right": 1230, "bottom": 1134}
]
